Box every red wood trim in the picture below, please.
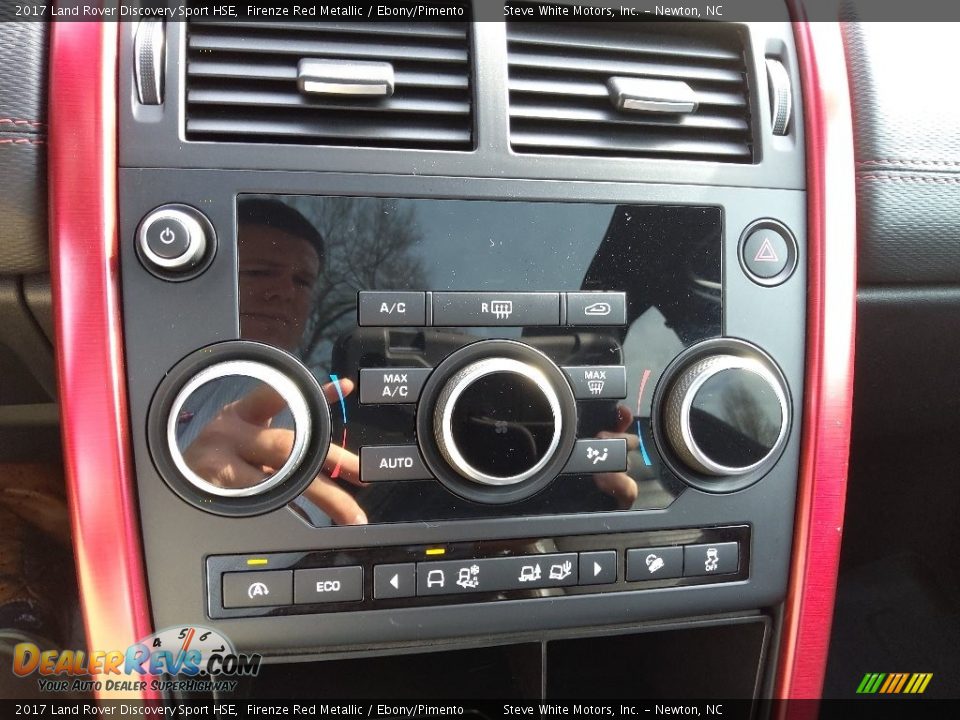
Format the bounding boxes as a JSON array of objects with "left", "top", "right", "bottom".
[
  {"left": 775, "top": 20, "right": 857, "bottom": 701},
  {"left": 49, "top": 21, "right": 157, "bottom": 701}
]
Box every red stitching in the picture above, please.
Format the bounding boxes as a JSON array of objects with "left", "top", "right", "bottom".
[
  {"left": 0, "top": 138, "right": 45, "bottom": 145},
  {"left": 858, "top": 159, "right": 960, "bottom": 168},
  {"left": 0, "top": 119, "right": 44, "bottom": 128},
  {"left": 860, "top": 174, "right": 960, "bottom": 184}
]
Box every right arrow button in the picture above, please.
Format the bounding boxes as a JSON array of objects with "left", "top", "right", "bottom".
[{"left": 578, "top": 550, "right": 617, "bottom": 586}]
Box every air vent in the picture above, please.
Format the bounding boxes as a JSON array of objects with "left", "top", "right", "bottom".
[
  {"left": 185, "top": 21, "right": 473, "bottom": 149},
  {"left": 506, "top": 18, "right": 753, "bottom": 162}
]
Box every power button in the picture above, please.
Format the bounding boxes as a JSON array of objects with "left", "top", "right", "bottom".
[{"left": 137, "top": 204, "right": 214, "bottom": 278}]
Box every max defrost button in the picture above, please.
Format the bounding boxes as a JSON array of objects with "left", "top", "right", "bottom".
[
  {"left": 294, "top": 567, "right": 363, "bottom": 604},
  {"left": 359, "top": 368, "right": 431, "bottom": 404},
  {"left": 361, "top": 446, "right": 432, "bottom": 482},
  {"left": 562, "top": 366, "right": 627, "bottom": 399},
  {"left": 222, "top": 570, "right": 292, "bottom": 609},
  {"left": 358, "top": 292, "right": 426, "bottom": 326}
]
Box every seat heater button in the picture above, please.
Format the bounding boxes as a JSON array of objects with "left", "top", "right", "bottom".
[
  {"left": 359, "top": 368, "right": 431, "bottom": 404},
  {"left": 360, "top": 445, "right": 432, "bottom": 482},
  {"left": 294, "top": 567, "right": 363, "bottom": 604},
  {"left": 222, "top": 570, "right": 292, "bottom": 609},
  {"left": 432, "top": 292, "right": 560, "bottom": 326}
]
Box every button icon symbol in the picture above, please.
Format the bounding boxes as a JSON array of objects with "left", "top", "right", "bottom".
[
  {"left": 494, "top": 420, "right": 508, "bottom": 435},
  {"left": 593, "top": 562, "right": 602, "bottom": 577},
  {"left": 704, "top": 548, "right": 720, "bottom": 572},
  {"left": 456, "top": 565, "right": 480, "bottom": 589},
  {"left": 247, "top": 581, "right": 270, "bottom": 599},
  {"left": 426, "top": 569, "right": 445, "bottom": 588},
  {"left": 389, "top": 574, "right": 400, "bottom": 590},
  {"left": 645, "top": 554, "right": 665, "bottom": 574},
  {"left": 159, "top": 226, "right": 176, "bottom": 245},
  {"left": 586, "top": 446, "right": 609, "bottom": 465},
  {"left": 549, "top": 561, "right": 573, "bottom": 581},
  {"left": 481, "top": 299, "right": 513, "bottom": 320},
  {"left": 584, "top": 302, "right": 612, "bottom": 317},
  {"left": 587, "top": 379, "right": 605, "bottom": 395},
  {"left": 753, "top": 237, "right": 780, "bottom": 263},
  {"left": 518, "top": 564, "right": 541, "bottom": 583}
]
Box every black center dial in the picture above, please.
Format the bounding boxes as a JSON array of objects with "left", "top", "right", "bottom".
[{"left": 416, "top": 340, "right": 578, "bottom": 504}]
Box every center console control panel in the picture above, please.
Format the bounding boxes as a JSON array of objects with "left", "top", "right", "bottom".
[
  {"left": 118, "top": 175, "right": 807, "bottom": 651},
  {"left": 207, "top": 526, "right": 750, "bottom": 618}
]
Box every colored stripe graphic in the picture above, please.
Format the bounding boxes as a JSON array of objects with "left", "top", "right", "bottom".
[{"left": 857, "top": 672, "right": 932, "bottom": 694}]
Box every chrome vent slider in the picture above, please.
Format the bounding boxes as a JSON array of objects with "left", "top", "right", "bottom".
[
  {"left": 297, "top": 58, "right": 395, "bottom": 98},
  {"left": 608, "top": 76, "right": 698, "bottom": 114}
]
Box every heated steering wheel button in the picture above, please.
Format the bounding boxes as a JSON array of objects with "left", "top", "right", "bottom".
[
  {"left": 222, "top": 570, "right": 292, "bottom": 609},
  {"left": 361, "top": 445, "right": 432, "bottom": 482},
  {"left": 563, "top": 438, "right": 627, "bottom": 474},
  {"left": 626, "top": 547, "right": 683, "bottom": 581},
  {"left": 145, "top": 216, "right": 191, "bottom": 259},
  {"left": 683, "top": 542, "right": 739, "bottom": 577},
  {"left": 294, "top": 567, "right": 363, "bottom": 604}
]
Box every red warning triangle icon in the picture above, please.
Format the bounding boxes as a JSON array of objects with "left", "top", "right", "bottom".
[{"left": 754, "top": 237, "right": 780, "bottom": 263}]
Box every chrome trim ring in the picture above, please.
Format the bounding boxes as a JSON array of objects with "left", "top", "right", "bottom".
[
  {"left": 166, "top": 360, "right": 311, "bottom": 498},
  {"left": 665, "top": 355, "right": 789, "bottom": 476},
  {"left": 434, "top": 357, "right": 563, "bottom": 487},
  {"left": 137, "top": 207, "right": 207, "bottom": 270}
]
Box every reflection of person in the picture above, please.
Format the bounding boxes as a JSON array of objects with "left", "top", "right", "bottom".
[{"left": 178, "top": 199, "right": 365, "bottom": 525}]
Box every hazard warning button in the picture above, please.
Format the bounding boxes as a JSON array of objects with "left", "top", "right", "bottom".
[{"left": 739, "top": 220, "right": 797, "bottom": 286}]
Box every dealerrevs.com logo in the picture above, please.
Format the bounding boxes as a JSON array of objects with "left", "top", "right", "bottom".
[{"left": 11, "top": 626, "right": 260, "bottom": 694}]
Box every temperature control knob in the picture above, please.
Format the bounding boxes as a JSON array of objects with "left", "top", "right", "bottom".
[
  {"left": 416, "top": 340, "right": 578, "bottom": 504},
  {"left": 660, "top": 347, "right": 789, "bottom": 479}
]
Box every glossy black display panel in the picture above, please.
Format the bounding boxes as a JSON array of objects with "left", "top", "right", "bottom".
[{"left": 235, "top": 195, "right": 722, "bottom": 526}]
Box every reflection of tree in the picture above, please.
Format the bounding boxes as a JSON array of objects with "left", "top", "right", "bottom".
[{"left": 288, "top": 197, "right": 427, "bottom": 361}]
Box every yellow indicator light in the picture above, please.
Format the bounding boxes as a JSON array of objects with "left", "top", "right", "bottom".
[
  {"left": 246, "top": 558, "right": 269, "bottom": 566},
  {"left": 425, "top": 548, "right": 446, "bottom": 556}
]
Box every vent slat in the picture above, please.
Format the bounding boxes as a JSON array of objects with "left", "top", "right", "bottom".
[
  {"left": 189, "top": 32, "right": 468, "bottom": 64},
  {"left": 187, "top": 116, "right": 470, "bottom": 146},
  {"left": 185, "top": 20, "right": 473, "bottom": 149},
  {"left": 506, "top": 18, "right": 753, "bottom": 163},
  {"left": 511, "top": 126, "right": 751, "bottom": 160},
  {"left": 191, "top": 20, "right": 467, "bottom": 40},
  {"left": 509, "top": 77, "right": 747, "bottom": 108},
  {"left": 189, "top": 60, "right": 469, "bottom": 89},
  {"left": 511, "top": 102, "right": 749, "bottom": 132},
  {"left": 508, "top": 25, "right": 742, "bottom": 63},
  {"left": 188, "top": 88, "right": 470, "bottom": 116}
]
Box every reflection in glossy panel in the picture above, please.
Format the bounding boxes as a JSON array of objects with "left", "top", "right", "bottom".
[
  {"left": 175, "top": 375, "right": 297, "bottom": 491},
  {"left": 237, "top": 196, "right": 722, "bottom": 526}
]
